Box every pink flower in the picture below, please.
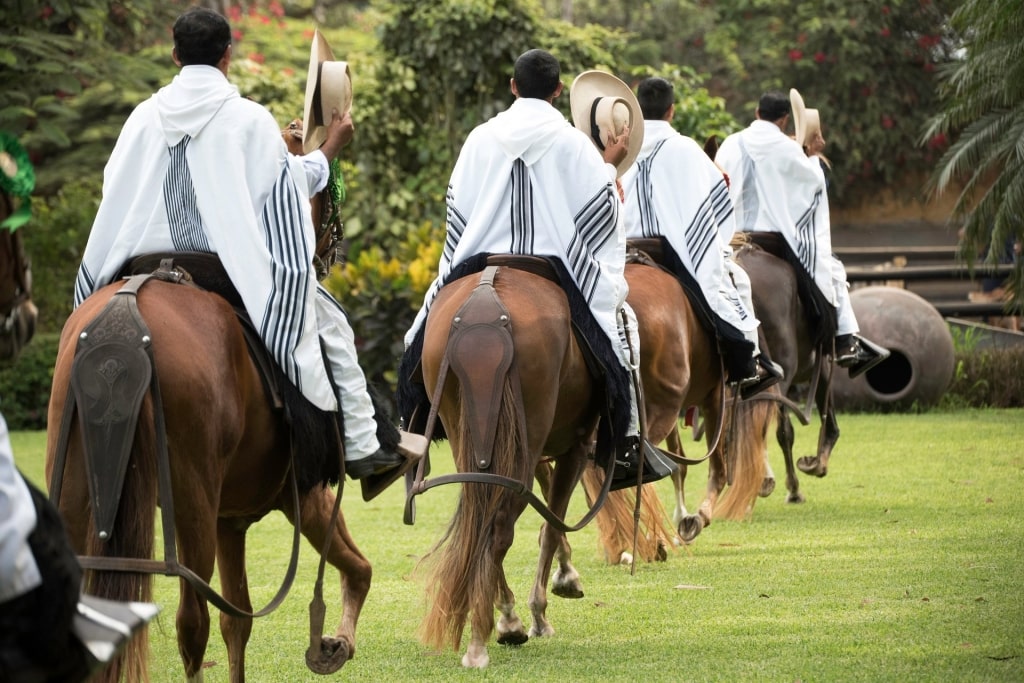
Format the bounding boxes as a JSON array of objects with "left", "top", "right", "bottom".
[
  {"left": 227, "top": 6, "right": 242, "bottom": 21},
  {"left": 232, "top": 29, "right": 243, "bottom": 42}
]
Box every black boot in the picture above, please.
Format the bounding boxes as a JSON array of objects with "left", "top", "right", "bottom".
[
  {"left": 608, "top": 438, "right": 678, "bottom": 492},
  {"left": 835, "top": 334, "right": 890, "bottom": 378}
]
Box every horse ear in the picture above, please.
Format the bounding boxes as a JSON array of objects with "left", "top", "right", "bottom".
[{"left": 702, "top": 135, "right": 719, "bottom": 161}]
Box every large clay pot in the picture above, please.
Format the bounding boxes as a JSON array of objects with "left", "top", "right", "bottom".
[{"left": 832, "top": 286, "right": 955, "bottom": 410}]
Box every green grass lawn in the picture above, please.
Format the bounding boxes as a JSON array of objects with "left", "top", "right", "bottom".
[{"left": 11, "top": 409, "right": 1024, "bottom": 682}]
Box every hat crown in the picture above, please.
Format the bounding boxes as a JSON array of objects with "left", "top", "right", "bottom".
[
  {"left": 570, "top": 71, "right": 644, "bottom": 177},
  {"left": 303, "top": 30, "right": 352, "bottom": 154}
]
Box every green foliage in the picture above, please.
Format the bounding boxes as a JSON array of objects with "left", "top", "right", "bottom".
[
  {"left": 941, "top": 346, "right": 1024, "bottom": 409},
  {"left": 541, "top": 0, "right": 960, "bottom": 208},
  {"left": 322, "top": 222, "right": 443, "bottom": 388},
  {"left": 924, "top": 0, "right": 1024, "bottom": 310},
  {"left": 0, "top": 332, "right": 58, "bottom": 429},
  {"left": 22, "top": 178, "right": 100, "bottom": 333}
]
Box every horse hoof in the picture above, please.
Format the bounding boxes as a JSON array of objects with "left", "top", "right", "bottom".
[
  {"left": 678, "top": 516, "right": 704, "bottom": 544},
  {"left": 786, "top": 491, "right": 806, "bottom": 504},
  {"left": 760, "top": 478, "right": 776, "bottom": 497},
  {"left": 796, "top": 456, "right": 827, "bottom": 477},
  {"left": 529, "top": 623, "right": 555, "bottom": 638},
  {"left": 552, "top": 581, "right": 584, "bottom": 599},
  {"left": 497, "top": 629, "right": 529, "bottom": 646},
  {"left": 656, "top": 542, "right": 668, "bottom": 562},
  {"left": 462, "top": 648, "right": 490, "bottom": 668},
  {"left": 305, "top": 636, "right": 350, "bottom": 674}
]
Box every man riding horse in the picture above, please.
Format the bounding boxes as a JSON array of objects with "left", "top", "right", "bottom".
[
  {"left": 397, "top": 49, "right": 675, "bottom": 490},
  {"left": 72, "top": 8, "right": 424, "bottom": 493},
  {"left": 715, "top": 90, "right": 889, "bottom": 378},
  {"left": 618, "top": 75, "right": 783, "bottom": 399}
]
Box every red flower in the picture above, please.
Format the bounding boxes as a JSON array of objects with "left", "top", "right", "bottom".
[
  {"left": 789, "top": 49, "right": 804, "bottom": 62},
  {"left": 814, "top": 51, "right": 827, "bottom": 64},
  {"left": 882, "top": 5, "right": 891, "bottom": 14},
  {"left": 881, "top": 27, "right": 891, "bottom": 37},
  {"left": 40, "top": 5, "right": 53, "bottom": 19},
  {"left": 881, "top": 115, "right": 895, "bottom": 129},
  {"left": 861, "top": 86, "right": 873, "bottom": 97},
  {"left": 232, "top": 29, "right": 243, "bottom": 42},
  {"left": 923, "top": 62, "right": 935, "bottom": 73},
  {"left": 227, "top": 6, "right": 242, "bottom": 21},
  {"left": 248, "top": 52, "right": 265, "bottom": 64},
  {"left": 269, "top": 0, "right": 285, "bottom": 18},
  {"left": 927, "top": 133, "right": 947, "bottom": 149}
]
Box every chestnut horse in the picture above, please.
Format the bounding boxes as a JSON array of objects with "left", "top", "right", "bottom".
[
  {"left": 415, "top": 261, "right": 603, "bottom": 669},
  {"left": 587, "top": 260, "right": 773, "bottom": 549},
  {"left": 734, "top": 239, "right": 837, "bottom": 503},
  {"left": 0, "top": 193, "right": 37, "bottom": 362},
  {"left": 45, "top": 124, "right": 368, "bottom": 683}
]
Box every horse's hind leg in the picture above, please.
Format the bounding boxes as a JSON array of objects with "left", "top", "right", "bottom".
[
  {"left": 282, "top": 486, "right": 370, "bottom": 669},
  {"left": 777, "top": 407, "right": 805, "bottom": 503},
  {"left": 798, "top": 370, "right": 839, "bottom": 478},
  {"left": 534, "top": 461, "right": 583, "bottom": 599},
  {"left": 216, "top": 518, "right": 253, "bottom": 683},
  {"left": 667, "top": 428, "right": 690, "bottom": 532},
  {"left": 175, "top": 518, "right": 217, "bottom": 681},
  {"left": 528, "top": 454, "right": 584, "bottom": 639}
]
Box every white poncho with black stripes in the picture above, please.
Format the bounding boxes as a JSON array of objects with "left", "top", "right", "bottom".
[
  {"left": 405, "top": 96, "right": 630, "bottom": 371},
  {"left": 715, "top": 119, "right": 837, "bottom": 305},
  {"left": 73, "top": 65, "right": 337, "bottom": 411}
]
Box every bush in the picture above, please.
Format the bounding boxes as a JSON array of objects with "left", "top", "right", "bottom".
[
  {"left": 942, "top": 346, "right": 1024, "bottom": 409},
  {"left": 0, "top": 333, "right": 59, "bottom": 430}
]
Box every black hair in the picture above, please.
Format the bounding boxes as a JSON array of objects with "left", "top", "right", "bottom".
[
  {"left": 512, "top": 49, "right": 561, "bottom": 99},
  {"left": 637, "top": 76, "right": 674, "bottom": 120},
  {"left": 173, "top": 7, "right": 231, "bottom": 67},
  {"left": 757, "top": 91, "right": 791, "bottom": 122}
]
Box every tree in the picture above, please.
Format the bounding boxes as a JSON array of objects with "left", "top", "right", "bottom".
[
  {"left": 924, "top": 0, "right": 1024, "bottom": 309},
  {"left": 542, "top": 0, "right": 961, "bottom": 208}
]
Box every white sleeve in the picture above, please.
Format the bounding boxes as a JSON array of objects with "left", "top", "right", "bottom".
[
  {"left": 0, "top": 413, "right": 42, "bottom": 602},
  {"left": 300, "top": 149, "right": 330, "bottom": 196}
]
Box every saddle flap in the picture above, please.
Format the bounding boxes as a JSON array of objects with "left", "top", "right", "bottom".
[
  {"left": 70, "top": 284, "right": 154, "bottom": 541},
  {"left": 446, "top": 267, "right": 514, "bottom": 470}
]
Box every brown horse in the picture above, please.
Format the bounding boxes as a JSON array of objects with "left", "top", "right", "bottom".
[
  {"left": 0, "top": 193, "right": 37, "bottom": 362},
  {"left": 626, "top": 260, "right": 771, "bottom": 542},
  {"left": 416, "top": 261, "right": 601, "bottom": 669},
  {"left": 44, "top": 125, "right": 369, "bottom": 683},
  {"left": 734, "top": 239, "right": 838, "bottom": 503}
]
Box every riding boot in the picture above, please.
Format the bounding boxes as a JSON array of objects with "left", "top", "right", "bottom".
[{"left": 834, "top": 334, "right": 890, "bottom": 379}]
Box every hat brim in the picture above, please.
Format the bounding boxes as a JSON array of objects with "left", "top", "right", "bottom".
[
  {"left": 790, "top": 88, "right": 808, "bottom": 149},
  {"left": 570, "top": 70, "right": 644, "bottom": 177},
  {"left": 302, "top": 30, "right": 352, "bottom": 154}
]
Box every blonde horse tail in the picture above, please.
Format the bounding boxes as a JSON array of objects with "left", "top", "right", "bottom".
[
  {"left": 583, "top": 467, "right": 678, "bottom": 564},
  {"left": 419, "top": 379, "right": 528, "bottom": 652},
  {"left": 714, "top": 397, "right": 776, "bottom": 521},
  {"left": 85, "top": 399, "right": 157, "bottom": 683}
]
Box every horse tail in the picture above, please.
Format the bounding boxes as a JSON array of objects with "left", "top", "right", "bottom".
[
  {"left": 85, "top": 397, "right": 158, "bottom": 683},
  {"left": 714, "top": 397, "right": 776, "bottom": 521},
  {"left": 582, "top": 468, "right": 677, "bottom": 563},
  {"left": 419, "top": 377, "right": 529, "bottom": 652}
]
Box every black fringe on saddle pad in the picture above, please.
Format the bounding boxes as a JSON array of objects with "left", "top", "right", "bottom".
[{"left": 396, "top": 253, "right": 632, "bottom": 454}]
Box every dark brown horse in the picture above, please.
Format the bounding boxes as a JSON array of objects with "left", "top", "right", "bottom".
[
  {"left": 44, "top": 124, "right": 368, "bottom": 683},
  {"left": 734, "top": 239, "right": 838, "bottom": 503},
  {"left": 0, "top": 193, "right": 37, "bottom": 362},
  {"left": 415, "top": 261, "right": 601, "bottom": 668},
  {"left": 611, "top": 261, "right": 772, "bottom": 544}
]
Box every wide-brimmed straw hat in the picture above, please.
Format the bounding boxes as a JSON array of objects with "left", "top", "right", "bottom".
[
  {"left": 569, "top": 70, "right": 644, "bottom": 177},
  {"left": 302, "top": 30, "right": 352, "bottom": 154},
  {"left": 789, "top": 88, "right": 822, "bottom": 149}
]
